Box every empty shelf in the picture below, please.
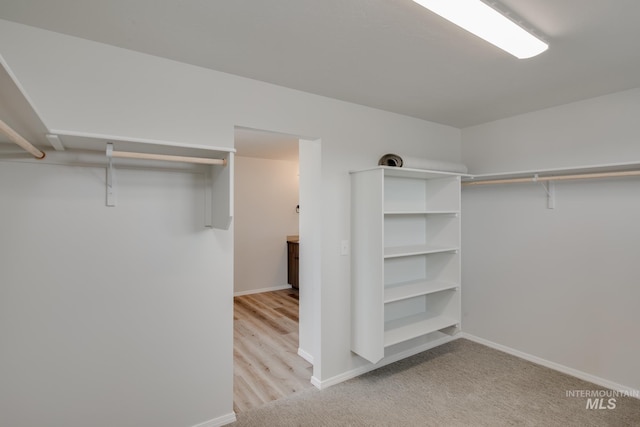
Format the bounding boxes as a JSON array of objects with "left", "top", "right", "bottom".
[
  {"left": 384, "top": 245, "right": 458, "bottom": 258},
  {"left": 384, "top": 280, "right": 458, "bottom": 304},
  {"left": 384, "top": 210, "right": 460, "bottom": 215},
  {"left": 384, "top": 313, "right": 458, "bottom": 347}
]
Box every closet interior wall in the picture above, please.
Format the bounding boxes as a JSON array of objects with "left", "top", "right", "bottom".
[{"left": 461, "top": 88, "right": 640, "bottom": 392}]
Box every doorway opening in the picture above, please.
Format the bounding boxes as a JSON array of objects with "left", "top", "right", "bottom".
[{"left": 232, "top": 126, "right": 320, "bottom": 412}]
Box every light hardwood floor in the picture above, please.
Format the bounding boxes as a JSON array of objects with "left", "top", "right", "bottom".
[{"left": 233, "top": 288, "right": 313, "bottom": 413}]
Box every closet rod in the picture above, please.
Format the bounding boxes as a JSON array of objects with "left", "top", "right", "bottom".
[
  {"left": 111, "top": 149, "right": 226, "bottom": 165},
  {"left": 463, "top": 170, "right": 640, "bottom": 186},
  {"left": 0, "top": 119, "right": 46, "bottom": 159}
]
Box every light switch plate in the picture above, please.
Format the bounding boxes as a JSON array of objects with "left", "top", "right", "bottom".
[{"left": 341, "top": 240, "right": 349, "bottom": 256}]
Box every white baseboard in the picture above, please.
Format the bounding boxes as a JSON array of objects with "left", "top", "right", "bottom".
[
  {"left": 310, "top": 335, "right": 456, "bottom": 390},
  {"left": 310, "top": 375, "right": 322, "bottom": 389},
  {"left": 277, "top": 332, "right": 638, "bottom": 400},
  {"left": 459, "top": 333, "right": 640, "bottom": 398},
  {"left": 298, "top": 347, "right": 314, "bottom": 365},
  {"left": 233, "top": 284, "right": 291, "bottom": 297},
  {"left": 191, "top": 412, "right": 236, "bottom": 427}
]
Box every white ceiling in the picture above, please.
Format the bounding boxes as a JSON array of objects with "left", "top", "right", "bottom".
[
  {"left": 1, "top": 0, "right": 639, "bottom": 130},
  {"left": 235, "top": 128, "right": 299, "bottom": 162}
]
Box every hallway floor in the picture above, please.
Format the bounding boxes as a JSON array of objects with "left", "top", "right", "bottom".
[{"left": 233, "top": 288, "right": 313, "bottom": 413}]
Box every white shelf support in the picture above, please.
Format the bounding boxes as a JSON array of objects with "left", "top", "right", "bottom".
[
  {"left": 533, "top": 174, "right": 555, "bottom": 209},
  {"left": 45, "top": 134, "right": 66, "bottom": 151},
  {"left": 105, "top": 143, "right": 116, "bottom": 207},
  {"left": 547, "top": 181, "right": 556, "bottom": 209},
  {"left": 204, "top": 166, "right": 213, "bottom": 228}
]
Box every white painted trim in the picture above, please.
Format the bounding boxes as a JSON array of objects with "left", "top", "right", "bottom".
[
  {"left": 190, "top": 412, "right": 237, "bottom": 427},
  {"left": 310, "top": 375, "right": 322, "bottom": 389},
  {"left": 297, "top": 347, "right": 314, "bottom": 365},
  {"left": 311, "top": 335, "right": 456, "bottom": 390},
  {"left": 459, "top": 333, "right": 640, "bottom": 399},
  {"left": 298, "top": 138, "right": 322, "bottom": 390},
  {"left": 233, "top": 284, "right": 291, "bottom": 297},
  {"left": 312, "top": 333, "right": 639, "bottom": 397}
]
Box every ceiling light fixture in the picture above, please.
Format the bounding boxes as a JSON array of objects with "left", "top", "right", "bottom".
[{"left": 412, "top": 0, "right": 548, "bottom": 59}]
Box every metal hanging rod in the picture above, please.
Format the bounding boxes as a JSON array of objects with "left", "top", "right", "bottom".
[
  {"left": 107, "top": 143, "right": 226, "bottom": 165},
  {"left": 0, "top": 119, "right": 46, "bottom": 159},
  {"left": 104, "top": 143, "right": 228, "bottom": 209},
  {"left": 462, "top": 170, "right": 640, "bottom": 186}
]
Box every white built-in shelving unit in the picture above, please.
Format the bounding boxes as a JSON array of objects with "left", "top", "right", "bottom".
[
  {"left": 350, "top": 166, "right": 464, "bottom": 364},
  {"left": 1, "top": 62, "right": 234, "bottom": 230}
]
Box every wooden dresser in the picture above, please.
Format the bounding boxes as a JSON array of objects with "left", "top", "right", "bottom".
[{"left": 287, "top": 235, "right": 299, "bottom": 289}]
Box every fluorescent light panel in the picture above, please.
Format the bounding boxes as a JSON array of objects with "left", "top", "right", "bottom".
[{"left": 413, "top": 0, "right": 548, "bottom": 59}]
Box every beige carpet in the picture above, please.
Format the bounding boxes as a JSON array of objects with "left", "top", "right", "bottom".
[{"left": 231, "top": 339, "right": 640, "bottom": 426}]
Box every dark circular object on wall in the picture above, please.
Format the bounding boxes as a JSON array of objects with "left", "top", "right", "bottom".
[{"left": 378, "top": 153, "right": 403, "bottom": 167}]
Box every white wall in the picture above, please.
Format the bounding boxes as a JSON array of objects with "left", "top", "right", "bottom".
[
  {"left": 0, "top": 19, "right": 461, "bottom": 427},
  {"left": 234, "top": 156, "right": 299, "bottom": 295},
  {"left": 462, "top": 88, "right": 640, "bottom": 174},
  {"left": 461, "top": 88, "right": 640, "bottom": 390},
  {"left": 0, "top": 159, "right": 232, "bottom": 427}
]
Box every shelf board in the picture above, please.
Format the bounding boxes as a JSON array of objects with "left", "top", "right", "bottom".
[
  {"left": 49, "top": 131, "right": 234, "bottom": 158},
  {"left": 384, "top": 210, "right": 459, "bottom": 216},
  {"left": 384, "top": 244, "right": 458, "bottom": 258},
  {"left": 384, "top": 313, "right": 458, "bottom": 347},
  {"left": 382, "top": 166, "right": 470, "bottom": 179},
  {"left": 350, "top": 166, "right": 469, "bottom": 179},
  {"left": 384, "top": 280, "right": 458, "bottom": 304}
]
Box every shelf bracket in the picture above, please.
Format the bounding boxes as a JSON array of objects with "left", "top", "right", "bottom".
[
  {"left": 204, "top": 166, "right": 213, "bottom": 228},
  {"left": 547, "top": 181, "right": 556, "bottom": 209},
  {"left": 533, "top": 174, "right": 555, "bottom": 209},
  {"left": 106, "top": 143, "right": 116, "bottom": 207}
]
